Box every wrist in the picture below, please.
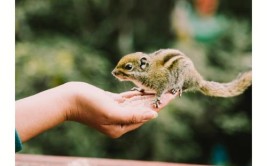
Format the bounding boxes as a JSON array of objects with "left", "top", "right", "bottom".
[
  {"left": 58, "top": 82, "right": 80, "bottom": 122},
  {"left": 60, "top": 82, "right": 96, "bottom": 122},
  {"left": 61, "top": 82, "right": 107, "bottom": 125}
]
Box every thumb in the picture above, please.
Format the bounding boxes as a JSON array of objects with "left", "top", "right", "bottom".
[{"left": 110, "top": 108, "right": 158, "bottom": 125}]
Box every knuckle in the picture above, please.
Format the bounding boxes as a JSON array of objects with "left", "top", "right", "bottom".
[
  {"left": 110, "top": 134, "right": 121, "bottom": 139},
  {"left": 130, "top": 115, "right": 139, "bottom": 124},
  {"left": 109, "top": 132, "right": 122, "bottom": 139},
  {"left": 106, "top": 127, "right": 123, "bottom": 139}
]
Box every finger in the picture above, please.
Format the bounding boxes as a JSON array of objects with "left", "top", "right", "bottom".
[
  {"left": 100, "top": 123, "right": 144, "bottom": 138},
  {"left": 118, "top": 91, "right": 154, "bottom": 104},
  {"left": 159, "top": 93, "right": 177, "bottom": 106},
  {"left": 109, "top": 107, "right": 158, "bottom": 125},
  {"left": 120, "top": 91, "right": 144, "bottom": 98},
  {"left": 122, "top": 92, "right": 177, "bottom": 112},
  {"left": 122, "top": 95, "right": 154, "bottom": 105},
  {"left": 120, "top": 91, "right": 155, "bottom": 99},
  {"left": 104, "top": 91, "right": 125, "bottom": 102},
  {"left": 148, "top": 93, "right": 177, "bottom": 111},
  {"left": 99, "top": 124, "right": 122, "bottom": 138}
]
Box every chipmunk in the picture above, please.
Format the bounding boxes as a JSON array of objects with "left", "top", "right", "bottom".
[{"left": 112, "top": 49, "right": 252, "bottom": 108}]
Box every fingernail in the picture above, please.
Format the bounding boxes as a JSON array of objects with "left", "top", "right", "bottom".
[{"left": 143, "top": 111, "right": 158, "bottom": 120}]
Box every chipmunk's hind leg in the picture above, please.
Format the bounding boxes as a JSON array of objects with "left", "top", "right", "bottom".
[
  {"left": 170, "top": 78, "right": 184, "bottom": 97},
  {"left": 170, "top": 88, "right": 178, "bottom": 94},
  {"left": 169, "top": 88, "right": 182, "bottom": 97}
]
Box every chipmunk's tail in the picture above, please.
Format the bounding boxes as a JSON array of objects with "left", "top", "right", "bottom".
[{"left": 199, "top": 71, "right": 252, "bottom": 97}]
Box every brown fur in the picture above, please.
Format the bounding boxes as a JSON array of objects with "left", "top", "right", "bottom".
[{"left": 112, "top": 49, "right": 252, "bottom": 107}]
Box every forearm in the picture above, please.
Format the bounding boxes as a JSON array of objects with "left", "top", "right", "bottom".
[{"left": 15, "top": 84, "right": 71, "bottom": 142}]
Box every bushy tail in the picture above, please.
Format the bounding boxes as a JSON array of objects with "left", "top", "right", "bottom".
[{"left": 199, "top": 71, "right": 252, "bottom": 97}]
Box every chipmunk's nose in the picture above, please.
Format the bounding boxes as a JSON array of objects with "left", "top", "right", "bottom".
[{"left": 112, "top": 69, "right": 119, "bottom": 76}]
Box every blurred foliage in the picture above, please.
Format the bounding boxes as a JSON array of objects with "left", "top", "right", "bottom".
[{"left": 15, "top": 0, "right": 251, "bottom": 166}]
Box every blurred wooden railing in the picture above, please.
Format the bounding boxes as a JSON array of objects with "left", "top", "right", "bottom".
[{"left": 16, "top": 154, "right": 208, "bottom": 166}]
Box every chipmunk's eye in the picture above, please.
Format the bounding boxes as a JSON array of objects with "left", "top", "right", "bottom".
[{"left": 124, "top": 63, "right": 133, "bottom": 70}]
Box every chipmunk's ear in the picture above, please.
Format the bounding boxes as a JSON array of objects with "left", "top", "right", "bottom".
[{"left": 140, "top": 56, "right": 149, "bottom": 70}]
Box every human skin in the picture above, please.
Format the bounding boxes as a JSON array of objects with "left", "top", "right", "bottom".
[{"left": 15, "top": 82, "right": 177, "bottom": 142}]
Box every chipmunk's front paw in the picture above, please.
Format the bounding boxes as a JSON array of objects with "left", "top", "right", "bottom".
[
  {"left": 152, "top": 97, "right": 161, "bottom": 108},
  {"left": 131, "top": 87, "right": 145, "bottom": 93}
]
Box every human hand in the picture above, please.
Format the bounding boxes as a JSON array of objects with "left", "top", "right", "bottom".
[
  {"left": 64, "top": 82, "right": 177, "bottom": 138},
  {"left": 15, "top": 82, "right": 177, "bottom": 142}
]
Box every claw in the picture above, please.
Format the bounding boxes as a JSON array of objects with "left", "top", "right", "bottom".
[
  {"left": 170, "top": 88, "right": 178, "bottom": 95},
  {"left": 178, "top": 89, "right": 182, "bottom": 97},
  {"left": 152, "top": 97, "right": 161, "bottom": 108},
  {"left": 170, "top": 88, "right": 182, "bottom": 97},
  {"left": 131, "top": 87, "right": 145, "bottom": 93}
]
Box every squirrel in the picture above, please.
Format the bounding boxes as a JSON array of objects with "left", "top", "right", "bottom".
[{"left": 112, "top": 49, "right": 252, "bottom": 108}]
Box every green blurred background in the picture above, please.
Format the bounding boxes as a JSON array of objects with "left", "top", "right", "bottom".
[{"left": 15, "top": 0, "right": 252, "bottom": 165}]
